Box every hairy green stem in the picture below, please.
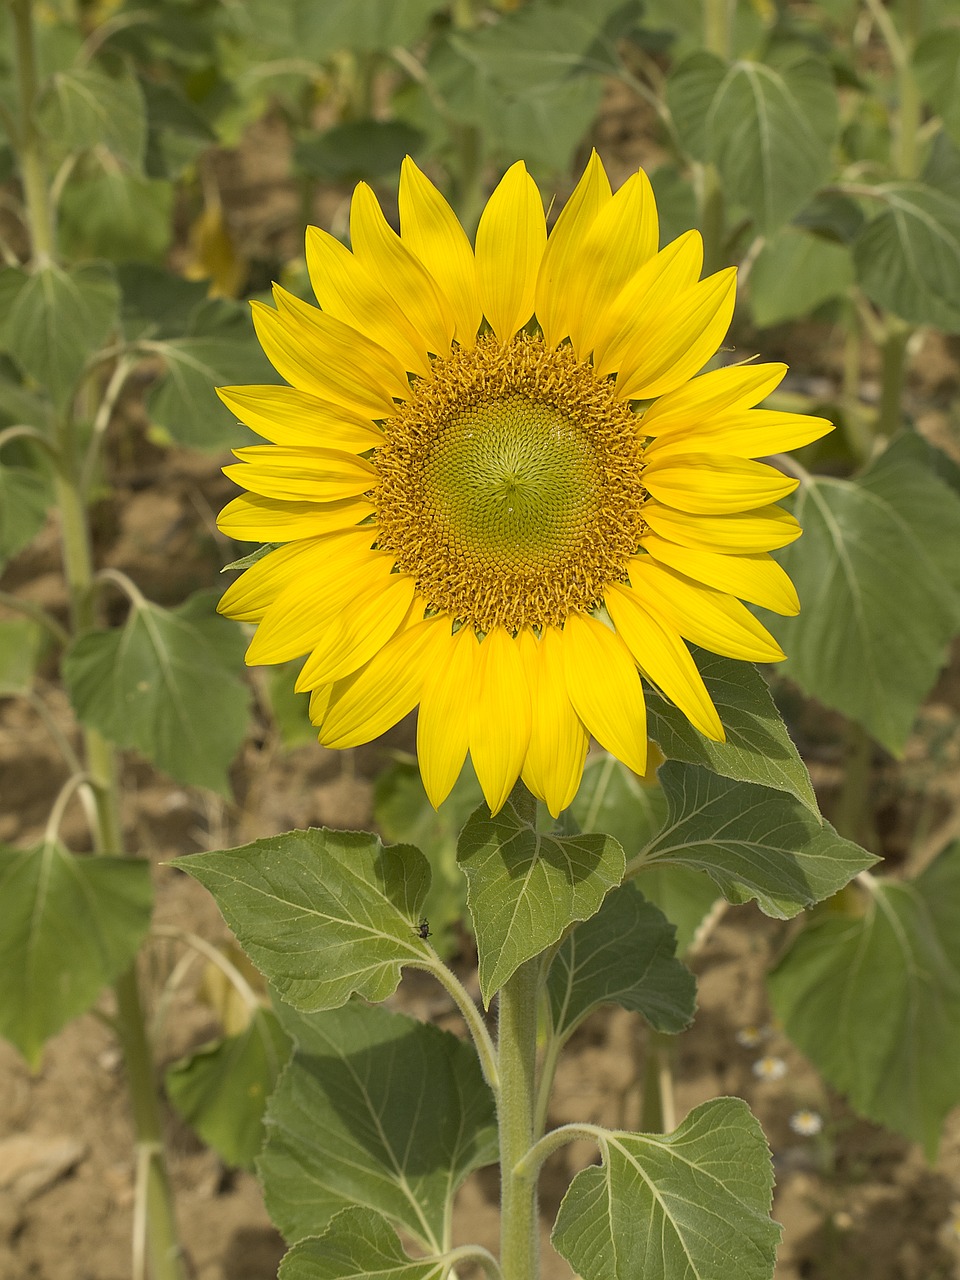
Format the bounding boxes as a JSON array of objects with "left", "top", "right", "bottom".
[
  {"left": 698, "top": 163, "right": 726, "bottom": 278},
  {"left": 703, "top": 0, "right": 733, "bottom": 58},
  {"left": 9, "top": 0, "right": 55, "bottom": 262},
  {"left": 640, "top": 1031, "right": 676, "bottom": 1134},
  {"left": 834, "top": 720, "right": 876, "bottom": 850},
  {"left": 497, "top": 783, "right": 541, "bottom": 1280},
  {"left": 877, "top": 322, "right": 910, "bottom": 439}
]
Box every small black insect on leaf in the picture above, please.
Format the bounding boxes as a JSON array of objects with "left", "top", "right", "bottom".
[{"left": 413, "top": 916, "right": 431, "bottom": 940}]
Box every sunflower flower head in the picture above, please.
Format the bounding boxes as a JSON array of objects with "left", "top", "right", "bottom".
[{"left": 217, "top": 153, "right": 831, "bottom": 817}]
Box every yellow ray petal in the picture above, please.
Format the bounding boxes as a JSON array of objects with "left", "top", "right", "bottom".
[
  {"left": 469, "top": 626, "right": 532, "bottom": 815},
  {"left": 571, "top": 168, "right": 660, "bottom": 358},
  {"left": 643, "top": 451, "right": 798, "bottom": 514},
  {"left": 615, "top": 268, "right": 738, "bottom": 401},
  {"left": 627, "top": 556, "right": 785, "bottom": 662},
  {"left": 217, "top": 493, "right": 374, "bottom": 541},
  {"left": 519, "top": 626, "right": 589, "bottom": 818},
  {"left": 217, "top": 384, "right": 383, "bottom": 450},
  {"left": 535, "top": 150, "right": 612, "bottom": 349},
  {"left": 304, "top": 225, "right": 430, "bottom": 375},
  {"left": 642, "top": 499, "right": 802, "bottom": 552},
  {"left": 399, "top": 157, "right": 482, "bottom": 347},
  {"left": 350, "top": 181, "right": 456, "bottom": 355},
  {"left": 640, "top": 530, "right": 799, "bottom": 615},
  {"left": 592, "top": 231, "right": 703, "bottom": 374},
  {"left": 308, "top": 682, "right": 333, "bottom": 727},
  {"left": 294, "top": 570, "right": 417, "bottom": 688},
  {"left": 640, "top": 362, "right": 787, "bottom": 434},
  {"left": 251, "top": 298, "right": 399, "bottom": 417},
  {"left": 417, "top": 624, "right": 477, "bottom": 809},
  {"left": 606, "top": 583, "right": 723, "bottom": 741},
  {"left": 646, "top": 409, "right": 834, "bottom": 460},
  {"left": 244, "top": 537, "right": 389, "bottom": 664},
  {"left": 224, "top": 445, "right": 376, "bottom": 503},
  {"left": 476, "top": 161, "right": 546, "bottom": 342},
  {"left": 561, "top": 612, "right": 647, "bottom": 776},
  {"left": 218, "top": 538, "right": 334, "bottom": 623},
  {"left": 318, "top": 615, "right": 447, "bottom": 748}
]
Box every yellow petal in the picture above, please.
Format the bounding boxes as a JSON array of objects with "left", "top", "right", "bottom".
[
  {"left": 571, "top": 168, "right": 660, "bottom": 358},
  {"left": 519, "top": 626, "right": 589, "bottom": 818},
  {"left": 350, "top": 181, "right": 455, "bottom": 355},
  {"left": 469, "top": 626, "right": 532, "bottom": 815},
  {"left": 627, "top": 556, "right": 785, "bottom": 662},
  {"left": 398, "top": 157, "right": 482, "bottom": 346},
  {"left": 606, "top": 583, "right": 723, "bottom": 741},
  {"left": 592, "top": 231, "right": 704, "bottom": 373},
  {"left": 615, "top": 268, "right": 738, "bottom": 401},
  {"left": 640, "top": 530, "right": 800, "bottom": 615},
  {"left": 224, "top": 445, "right": 376, "bottom": 503},
  {"left": 646, "top": 409, "right": 834, "bottom": 460},
  {"left": 560, "top": 612, "right": 647, "bottom": 776},
  {"left": 642, "top": 499, "right": 802, "bottom": 552},
  {"left": 475, "top": 161, "right": 546, "bottom": 342},
  {"left": 417, "top": 624, "right": 477, "bottom": 808},
  {"left": 640, "top": 362, "right": 787, "bottom": 434},
  {"left": 244, "top": 537, "right": 389, "bottom": 664},
  {"left": 304, "top": 225, "right": 430, "bottom": 375},
  {"left": 217, "top": 493, "right": 373, "bottom": 541},
  {"left": 535, "top": 150, "right": 612, "bottom": 348},
  {"left": 217, "top": 384, "right": 383, "bottom": 450},
  {"left": 251, "top": 297, "right": 400, "bottom": 416},
  {"left": 218, "top": 538, "right": 333, "bottom": 623},
  {"left": 643, "top": 451, "right": 798, "bottom": 514},
  {"left": 295, "top": 569, "right": 417, "bottom": 687},
  {"left": 318, "top": 614, "right": 446, "bottom": 748}
]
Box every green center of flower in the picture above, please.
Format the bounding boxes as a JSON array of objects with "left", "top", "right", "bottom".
[
  {"left": 422, "top": 395, "right": 601, "bottom": 571},
  {"left": 374, "top": 334, "right": 648, "bottom": 633}
]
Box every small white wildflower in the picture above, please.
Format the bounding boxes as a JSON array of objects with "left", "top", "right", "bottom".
[
  {"left": 735, "top": 1024, "right": 769, "bottom": 1048},
  {"left": 789, "top": 1108, "right": 824, "bottom": 1136},
  {"left": 752, "top": 1054, "right": 787, "bottom": 1081}
]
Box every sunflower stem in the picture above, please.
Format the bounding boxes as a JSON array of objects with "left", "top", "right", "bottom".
[
  {"left": 498, "top": 954, "right": 541, "bottom": 1280},
  {"left": 876, "top": 319, "right": 910, "bottom": 439},
  {"left": 698, "top": 163, "right": 726, "bottom": 277},
  {"left": 496, "top": 781, "right": 541, "bottom": 1280},
  {"left": 10, "top": 3, "right": 185, "bottom": 1273},
  {"left": 703, "top": 0, "right": 733, "bottom": 59},
  {"left": 834, "top": 719, "right": 877, "bottom": 850}
]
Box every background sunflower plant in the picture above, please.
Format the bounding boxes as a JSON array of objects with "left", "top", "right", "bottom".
[{"left": 1, "top": 1, "right": 960, "bottom": 1278}]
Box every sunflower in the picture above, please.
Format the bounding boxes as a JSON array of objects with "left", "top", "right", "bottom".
[{"left": 217, "top": 153, "right": 830, "bottom": 817}]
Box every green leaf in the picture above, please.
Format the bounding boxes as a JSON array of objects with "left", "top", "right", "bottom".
[
  {"left": 63, "top": 589, "right": 250, "bottom": 794},
  {"left": 1, "top": 264, "right": 119, "bottom": 410},
  {"left": 0, "top": 618, "right": 44, "bottom": 695},
  {"left": 749, "top": 227, "right": 854, "bottom": 326},
  {"left": 279, "top": 1208, "right": 444, "bottom": 1280},
  {"left": 668, "top": 53, "right": 838, "bottom": 231},
  {"left": 639, "top": 762, "right": 876, "bottom": 918},
  {"left": 58, "top": 171, "right": 174, "bottom": 264},
  {"left": 569, "top": 755, "right": 720, "bottom": 953},
  {"left": 374, "top": 758, "right": 481, "bottom": 955},
  {"left": 646, "top": 651, "right": 820, "bottom": 815},
  {"left": 173, "top": 828, "right": 432, "bottom": 1011},
  {"left": 552, "top": 1098, "right": 780, "bottom": 1280},
  {"left": 295, "top": 121, "right": 425, "bottom": 183},
  {"left": 769, "top": 844, "right": 960, "bottom": 1159},
  {"left": 0, "top": 461, "right": 50, "bottom": 564},
  {"left": 853, "top": 182, "right": 960, "bottom": 332},
  {"left": 37, "top": 65, "right": 147, "bottom": 169},
  {"left": 0, "top": 842, "right": 152, "bottom": 1068},
  {"left": 165, "top": 1007, "right": 291, "bottom": 1169},
  {"left": 457, "top": 800, "right": 625, "bottom": 1003},
  {"left": 145, "top": 299, "right": 278, "bottom": 449},
  {"left": 259, "top": 1001, "right": 497, "bottom": 1249},
  {"left": 291, "top": 0, "right": 440, "bottom": 56},
  {"left": 767, "top": 434, "right": 960, "bottom": 753},
  {"left": 115, "top": 263, "right": 209, "bottom": 341},
  {"left": 914, "top": 29, "right": 960, "bottom": 145},
  {"left": 548, "top": 882, "right": 696, "bottom": 1041}
]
